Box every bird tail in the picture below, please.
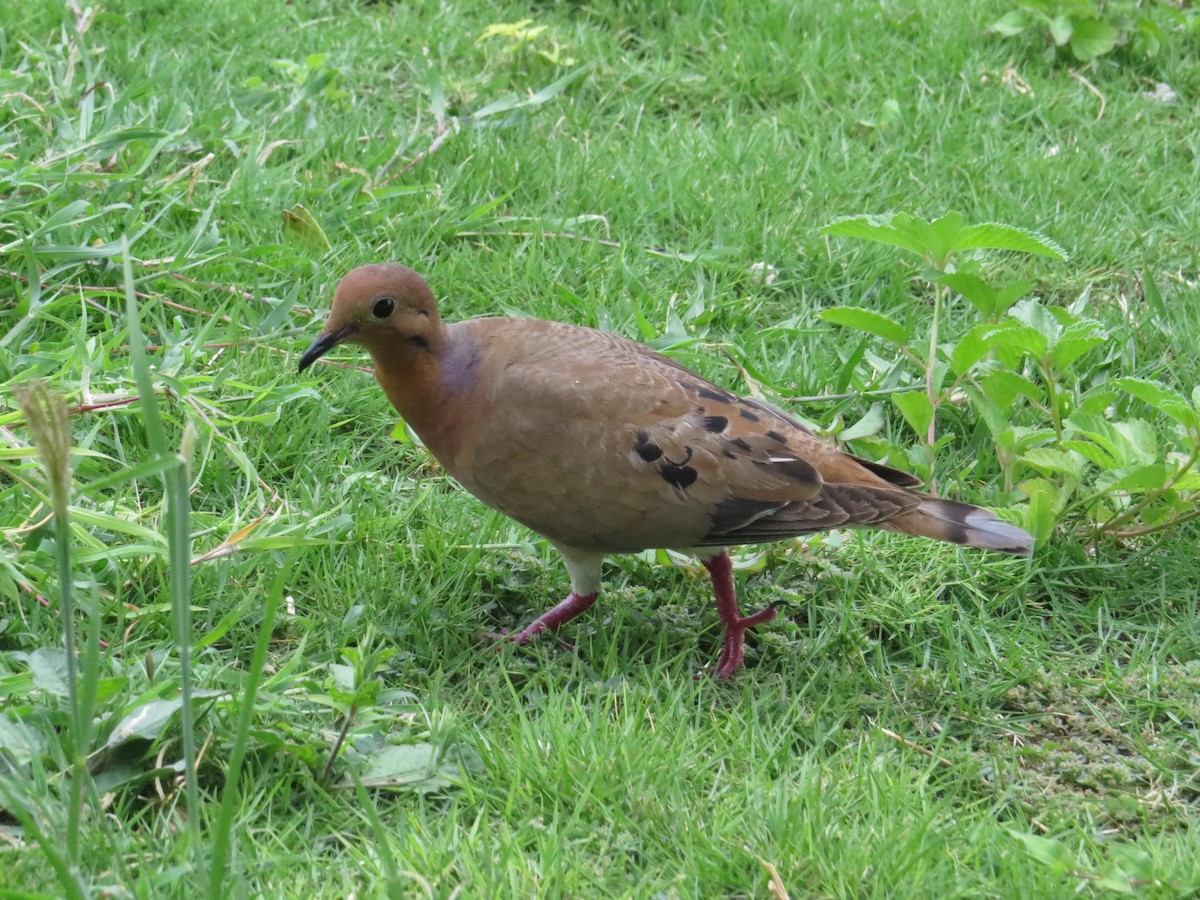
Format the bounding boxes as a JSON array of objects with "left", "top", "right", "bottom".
[{"left": 882, "top": 496, "right": 1033, "bottom": 556}]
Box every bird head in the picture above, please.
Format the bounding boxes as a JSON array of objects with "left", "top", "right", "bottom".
[{"left": 298, "top": 263, "right": 442, "bottom": 372}]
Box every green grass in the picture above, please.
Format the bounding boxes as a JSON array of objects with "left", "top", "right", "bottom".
[{"left": 3, "top": 0, "right": 1200, "bottom": 895}]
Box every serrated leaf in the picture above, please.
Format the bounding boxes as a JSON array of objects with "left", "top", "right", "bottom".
[
  {"left": 0, "top": 716, "right": 46, "bottom": 765},
  {"left": 354, "top": 742, "right": 478, "bottom": 793},
  {"left": 1021, "top": 448, "right": 1084, "bottom": 481},
  {"left": 1114, "top": 377, "right": 1199, "bottom": 429},
  {"left": 839, "top": 404, "right": 885, "bottom": 442},
  {"left": 980, "top": 370, "right": 1042, "bottom": 408},
  {"left": 1107, "top": 464, "right": 1168, "bottom": 494},
  {"left": 281, "top": 203, "right": 331, "bottom": 254},
  {"left": 819, "top": 307, "right": 909, "bottom": 345},
  {"left": 821, "top": 215, "right": 927, "bottom": 256},
  {"left": 1048, "top": 14, "right": 1074, "bottom": 46},
  {"left": 1070, "top": 17, "right": 1119, "bottom": 61},
  {"left": 1113, "top": 419, "right": 1158, "bottom": 464},
  {"left": 29, "top": 648, "right": 71, "bottom": 697},
  {"left": 996, "top": 325, "right": 1050, "bottom": 361},
  {"left": 1050, "top": 333, "right": 1105, "bottom": 371},
  {"left": 991, "top": 10, "right": 1032, "bottom": 36},
  {"left": 939, "top": 272, "right": 998, "bottom": 318},
  {"left": 1020, "top": 478, "right": 1063, "bottom": 545},
  {"left": 892, "top": 391, "right": 934, "bottom": 440},
  {"left": 908, "top": 215, "right": 958, "bottom": 262},
  {"left": 1061, "top": 439, "right": 1115, "bottom": 469},
  {"left": 950, "top": 322, "right": 1005, "bottom": 376},
  {"left": 105, "top": 691, "right": 223, "bottom": 748},
  {"left": 1008, "top": 829, "right": 1077, "bottom": 876},
  {"left": 956, "top": 223, "right": 1067, "bottom": 260}
]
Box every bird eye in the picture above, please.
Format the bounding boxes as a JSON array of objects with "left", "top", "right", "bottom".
[{"left": 372, "top": 297, "right": 395, "bottom": 319}]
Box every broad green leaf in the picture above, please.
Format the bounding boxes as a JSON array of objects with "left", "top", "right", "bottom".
[
  {"left": 995, "top": 324, "right": 1050, "bottom": 360},
  {"left": 1021, "top": 448, "right": 1084, "bottom": 481},
  {"left": 818, "top": 307, "right": 909, "bottom": 345},
  {"left": 354, "top": 741, "right": 479, "bottom": 793},
  {"left": 1061, "top": 439, "right": 1117, "bottom": 470},
  {"left": 821, "top": 215, "right": 927, "bottom": 257},
  {"left": 0, "top": 716, "right": 45, "bottom": 765},
  {"left": 29, "top": 648, "right": 71, "bottom": 697},
  {"left": 1070, "top": 17, "right": 1119, "bottom": 61},
  {"left": 1007, "top": 829, "right": 1077, "bottom": 877},
  {"left": 1048, "top": 14, "right": 1074, "bottom": 46},
  {"left": 990, "top": 10, "right": 1032, "bottom": 36},
  {"left": 1095, "top": 859, "right": 1136, "bottom": 895},
  {"left": 950, "top": 322, "right": 1003, "bottom": 376},
  {"left": 1050, "top": 329, "right": 1106, "bottom": 370},
  {"left": 938, "top": 272, "right": 997, "bottom": 318},
  {"left": 1114, "top": 377, "right": 1199, "bottom": 429},
  {"left": 980, "top": 370, "right": 1042, "bottom": 408},
  {"left": 904, "top": 211, "right": 964, "bottom": 266},
  {"left": 839, "top": 404, "right": 885, "bottom": 442},
  {"left": 892, "top": 391, "right": 934, "bottom": 440},
  {"left": 281, "top": 204, "right": 331, "bottom": 254},
  {"left": 1112, "top": 419, "right": 1158, "bottom": 465},
  {"left": 105, "top": 691, "right": 224, "bottom": 748},
  {"left": 956, "top": 223, "right": 1067, "bottom": 260},
  {"left": 1107, "top": 464, "right": 1168, "bottom": 494},
  {"left": 1019, "top": 478, "right": 1062, "bottom": 546}
]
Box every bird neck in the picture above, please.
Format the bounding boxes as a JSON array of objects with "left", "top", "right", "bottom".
[{"left": 367, "top": 329, "right": 473, "bottom": 462}]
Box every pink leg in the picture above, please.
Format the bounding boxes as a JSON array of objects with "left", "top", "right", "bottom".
[
  {"left": 704, "top": 551, "right": 777, "bottom": 679},
  {"left": 498, "top": 591, "right": 599, "bottom": 645}
]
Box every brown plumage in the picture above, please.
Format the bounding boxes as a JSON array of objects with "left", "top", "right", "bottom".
[{"left": 299, "top": 263, "right": 1032, "bottom": 678}]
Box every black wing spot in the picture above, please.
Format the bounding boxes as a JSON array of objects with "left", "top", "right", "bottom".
[
  {"left": 702, "top": 415, "right": 728, "bottom": 433},
  {"left": 738, "top": 409, "right": 760, "bottom": 422},
  {"left": 633, "top": 430, "right": 663, "bottom": 462},
  {"left": 660, "top": 463, "right": 698, "bottom": 490},
  {"left": 765, "top": 429, "right": 787, "bottom": 444},
  {"left": 695, "top": 385, "right": 734, "bottom": 403}
]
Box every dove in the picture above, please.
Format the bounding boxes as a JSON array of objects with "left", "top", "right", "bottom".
[{"left": 299, "top": 263, "right": 1031, "bottom": 678}]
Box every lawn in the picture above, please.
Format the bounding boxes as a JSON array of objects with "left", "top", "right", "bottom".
[{"left": 2, "top": 0, "right": 1199, "bottom": 895}]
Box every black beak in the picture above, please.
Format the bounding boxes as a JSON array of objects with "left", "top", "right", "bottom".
[{"left": 297, "top": 325, "right": 356, "bottom": 373}]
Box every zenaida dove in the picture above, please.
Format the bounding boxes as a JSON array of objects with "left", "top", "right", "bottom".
[{"left": 299, "top": 263, "right": 1032, "bottom": 678}]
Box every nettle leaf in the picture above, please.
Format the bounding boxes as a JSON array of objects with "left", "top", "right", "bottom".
[
  {"left": 892, "top": 391, "right": 934, "bottom": 440},
  {"left": 839, "top": 403, "right": 885, "bottom": 442},
  {"left": 1062, "top": 439, "right": 1118, "bottom": 470},
  {"left": 105, "top": 691, "right": 224, "bottom": 748},
  {"left": 1113, "top": 419, "right": 1158, "bottom": 465},
  {"left": 821, "top": 215, "right": 927, "bottom": 257},
  {"left": 910, "top": 210, "right": 966, "bottom": 265},
  {"left": 1021, "top": 447, "right": 1085, "bottom": 481},
  {"left": 819, "top": 307, "right": 909, "bottom": 345},
  {"left": 956, "top": 223, "right": 1067, "bottom": 260},
  {"left": 939, "top": 272, "right": 996, "bottom": 318},
  {"left": 1106, "top": 463, "right": 1169, "bottom": 494},
  {"left": 0, "top": 716, "right": 46, "bottom": 766},
  {"left": 1048, "top": 14, "right": 1074, "bottom": 46},
  {"left": 994, "top": 320, "right": 1050, "bottom": 359},
  {"left": 1008, "top": 829, "right": 1077, "bottom": 877},
  {"left": 1115, "top": 377, "right": 1200, "bottom": 430},
  {"left": 950, "top": 323, "right": 1005, "bottom": 376},
  {"left": 1020, "top": 478, "right": 1064, "bottom": 545},
  {"left": 1065, "top": 412, "right": 1123, "bottom": 464},
  {"left": 29, "top": 647, "right": 71, "bottom": 697},
  {"left": 1070, "top": 17, "right": 1119, "bottom": 61},
  {"left": 991, "top": 10, "right": 1032, "bottom": 36},
  {"left": 1050, "top": 324, "right": 1106, "bottom": 370},
  {"left": 940, "top": 273, "right": 1032, "bottom": 320},
  {"left": 980, "top": 370, "right": 1042, "bottom": 408}
]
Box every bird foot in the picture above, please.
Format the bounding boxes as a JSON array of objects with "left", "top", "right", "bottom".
[
  {"left": 482, "top": 591, "right": 599, "bottom": 654},
  {"left": 711, "top": 606, "right": 777, "bottom": 679}
]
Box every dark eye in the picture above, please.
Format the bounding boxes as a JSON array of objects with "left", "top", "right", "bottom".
[{"left": 372, "top": 297, "right": 395, "bottom": 319}]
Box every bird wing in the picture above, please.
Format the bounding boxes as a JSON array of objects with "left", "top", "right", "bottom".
[{"left": 450, "top": 319, "right": 922, "bottom": 553}]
